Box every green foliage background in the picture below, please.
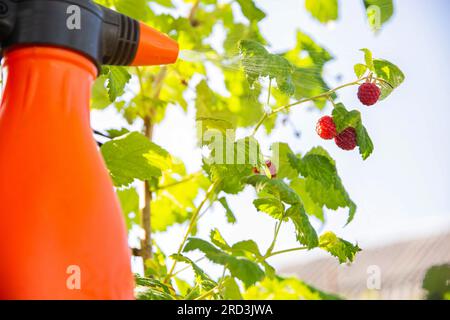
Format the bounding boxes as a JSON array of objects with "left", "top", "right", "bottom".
[{"left": 92, "top": 0, "right": 403, "bottom": 300}]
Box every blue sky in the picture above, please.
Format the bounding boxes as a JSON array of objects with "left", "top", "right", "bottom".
[{"left": 92, "top": 0, "right": 450, "bottom": 271}]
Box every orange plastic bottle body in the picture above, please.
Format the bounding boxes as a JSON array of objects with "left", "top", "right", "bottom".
[{"left": 0, "top": 47, "right": 134, "bottom": 299}]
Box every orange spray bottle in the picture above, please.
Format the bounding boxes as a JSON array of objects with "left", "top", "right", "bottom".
[{"left": 0, "top": 0, "right": 178, "bottom": 299}]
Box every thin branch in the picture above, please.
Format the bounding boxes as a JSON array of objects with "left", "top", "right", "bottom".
[
  {"left": 265, "top": 246, "right": 308, "bottom": 259},
  {"left": 165, "top": 181, "right": 220, "bottom": 282},
  {"left": 252, "top": 78, "right": 367, "bottom": 136}
]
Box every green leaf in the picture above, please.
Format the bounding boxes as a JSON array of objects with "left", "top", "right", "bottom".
[
  {"left": 332, "top": 103, "right": 362, "bottom": 133},
  {"left": 360, "top": 48, "right": 374, "bottom": 71},
  {"left": 355, "top": 122, "right": 374, "bottom": 160},
  {"left": 91, "top": 76, "right": 111, "bottom": 110},
  {"left": 354, "top": 63, "right": 368, "bottom": 78},
  {"left": 270, "top": 143, "right": 298, "bottom": 180},
  {"left": 290, "top": 147, "right": 357, "bottom": 224},
  {"left": 305, "top": 0, "right": 338, "bottom": 23},
  {"left": 253, "top": 198, "right": 285, "bottom": 220},
  {"left": 222, "top": 276, "right": 243, "bottom": 300},
  {"left": 284, "top": 31, "right": 334, "bottom": 109},
  {"left": 103, "top": 66, "right": 131, "bottom": 102},
  {"left": 319, "top": 232, "right": 361, "bottom": 263},
  {"left": 117, "top": 187, "right": 140, "bottom": 230},
  {"left": 205, "top": 136, "right": 263, "bottom": 194},
  {"left": 170, "top": 254, "right": 217, "bottom": 291},
  {"left": 422, "top": 264, "right": 450, "bottom": 300},
  {"left": 286, "top": 204, "right": 319, "bottom": 249},
  {"left": 239, "top": 40, "right": 295, "bottom": 96},
  {"left": 236, "top": 0, "right": 266, "bottom": 22},
  {"left": 134, "top": 274, "right": 176, "bottom": 300},
  {"left": 210, "top": 229, "right": 232, "bottom": 251},
  {"left": 295, "top": 153, "right": 337, "bottom": 188},
  {"left": 373, "top": 59, "right": 405, "bottom": 99},
  {"left": 218, "top": 197, "right": 237, "bottom": 224},
  {"left": 183, "top": 238, "right": 264, "bottom": 287},
  {"left": 364, "top": 0, "right": 394, "bottom": 32},
  {"left": 290, "top": 178, "right": 324, "bottom": 222},
  {"left": 244, "top": 277, "right": 342, "bottom": 300},
  {"left": 101, "top": 132, "right": 168, "bottom": 186},
  {"left": 246, "top": 175, "right": 300, "bottom": 205},
  {"left": 113, "top": 0, "right": 151, "bottom": 20},
  {"left": 332, "top": 104, "right": 374, "bottom": 160},
  {"left": 231, "top": 240, "right": 262, "bottom": 258}
]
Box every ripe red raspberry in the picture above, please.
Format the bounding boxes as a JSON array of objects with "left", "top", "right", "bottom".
[
  {"left": 335, "top": 127, "right": 357, "bottom": 151},
  {"left": 316, "top": 116, "right": 337, "bottom": 140},
  {"left": 358, "top": 82, "right": 381, "bottom": 106}
]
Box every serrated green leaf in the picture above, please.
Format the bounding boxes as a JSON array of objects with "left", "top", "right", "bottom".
[
  {"left": 239, "top": 40, "right": 295, "bottom": 96},
  {"left": 319, "top": 232, "right": 361, "bottom": 263},
  {"left": 183, "top": 238, "right": 264, "bottom": 287},
  {"left": 222, "top": 276, "right": 243, "bottom": 300},
  {"left": 117, "top": 187, "right": 140, "bottom": 230},
  {"left": 236, "top": 0, "right": 266, "bottom": 22},
  {"left": 360, "top": 48, "right": 374, "bottom": 71},
  {"left": 290, "top": 178, "right": 324, "bottom": 222},
  {"left": 373, "top": 59, "right": 405, "bottom": 99},
  {"left": 246, "top": 175, "right": 300, "bottom": 205},
  {"left": 253, "top": 198, "right": 285, "bottom": 220},
  {"left": 170, "top": 254, "right": 216, "bottom": 291},
  {"left": 210, "top": 229, "right": 232, "bottom": 251},
  {"left": 286, "top": 204, "right": 319, "bottom": 249},
  {"left": 354, "top": 63, "right": 368, "bottom": 78},
  {"left": 332, "top": 103, "right": 362, "bottom": 133},
  {"left": 355, "top": 123, "right": 374, "bottom": 160},
  {"left": 290, "top": 147, "right": 357, "bottom": 224},
  {"left": 218, "top": 197, "right": 237, "bottom": 224},
  {"left": 101, "top": 132, "right": 166, "bottom": 186},
  {"left": 305, "top": 0, "right": 338, "bottom": 23},
  {"left": 103, "top": 66, "right": 131, "bottom": 102},
  {"left": 271, "top": 143, "right": 298, "bottom": 180},
  {"left": 331, "top": 104, "right": 374, "bottom": 160},
  {"left": 205, "top": 136, "right": 263, "bottom": 194},
  {"left": 91, "top": 76, "right": 111, "bottom": 110},
  {"left": 231, "top": 240, "right": 262, "bottom": 258}
]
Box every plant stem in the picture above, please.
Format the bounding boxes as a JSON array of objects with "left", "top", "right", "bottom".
[
  {"left": 265, "top": 220, "right": 283, "bottom": 257},
  {"left": 252, "top": 78, "right": 366, "bottom": 136},
  {"left": 155, "top": 172, "right": 202, "bottom": 191},
  {"left": 195, "top": 267, "right": 227, "bottom": 300},
  {"left": 265, "top": 246, "right": 308, "bottom": 259},
  {"left": 267, "top": 78, "right": 272, "bottom": 106},
  {"left": 165, "top": 181, "right": 220, "bottom": 282}
]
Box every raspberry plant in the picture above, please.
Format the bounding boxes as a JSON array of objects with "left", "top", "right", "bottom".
[{"left": 92, "top": 0, "right": 404, "bottom": 300}]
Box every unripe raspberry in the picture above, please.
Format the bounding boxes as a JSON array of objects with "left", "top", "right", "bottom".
[
  {"left": 265, "top": 160, "right": 277, "bottom": 179},
  {"left": 252, "top": 160, "right": 277, "bottom": 178},
  {"left": 335, "top": 127, "right": 357, "bottom": 151},
  {"left": 358, "top": 82, "right": 381, "bottom": 106},
  {"left": 316, "top": 116, "right": 337, "bottom": 140}
]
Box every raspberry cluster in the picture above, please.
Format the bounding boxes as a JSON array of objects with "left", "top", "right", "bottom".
[
  {"left": 315, "top": 82, "right": 381, "bottom": 152},
  {"left": 316, "top": 116, "right": 357, "bottom": 151}
]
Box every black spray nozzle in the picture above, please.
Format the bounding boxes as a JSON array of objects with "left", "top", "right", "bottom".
[{"left": 0, "top": 0, "right": 178, "bottom": 69}]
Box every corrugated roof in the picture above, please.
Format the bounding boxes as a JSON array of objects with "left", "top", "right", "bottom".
[{"left": 281, "top": 232, "right": 450, "bottom": 300}]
